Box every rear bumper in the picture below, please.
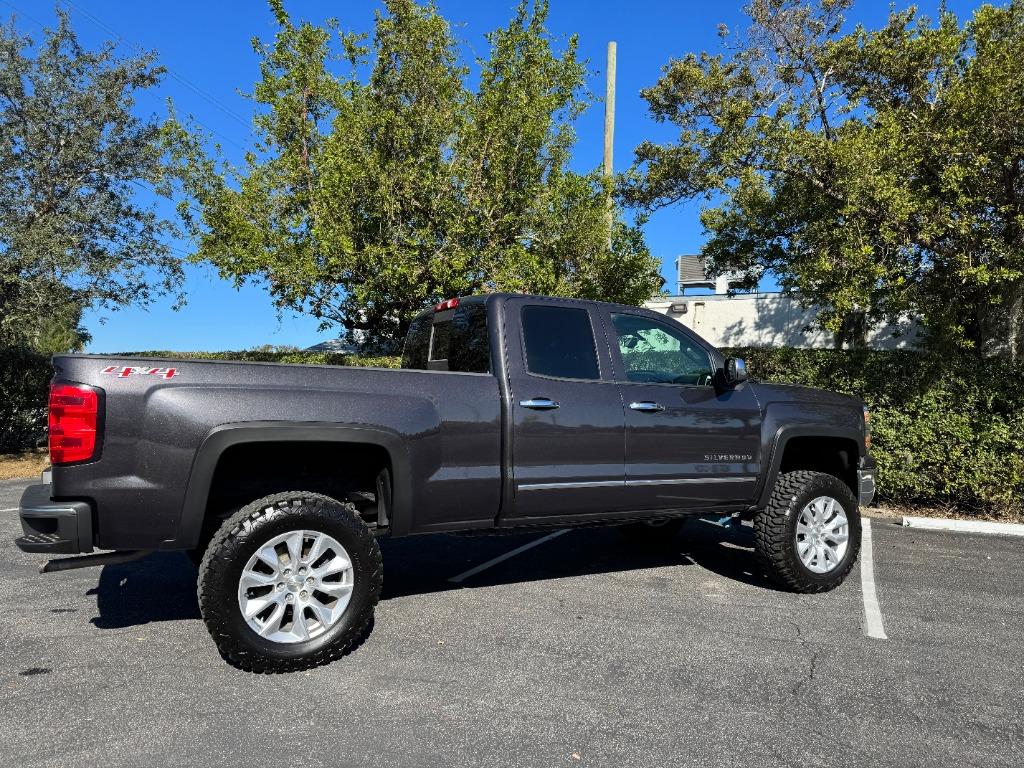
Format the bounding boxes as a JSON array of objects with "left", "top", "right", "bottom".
[
  {"left": 14, "top": 483, "right": 94, "bottom": 554},
  {"left": 858, "top": 456, "right": 877, "bottom": 507}
]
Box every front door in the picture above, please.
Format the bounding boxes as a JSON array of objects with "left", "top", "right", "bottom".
[
  {"left": 603, "top": 310, "right": 762, "bottom": 512},
  {"left": 503, "top": 299, "right": 627, "bottom": 520}
]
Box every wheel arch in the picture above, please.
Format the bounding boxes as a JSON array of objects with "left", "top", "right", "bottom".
[
  {"left": 173, "top": 422, "right": 412, "bottom": 548},
  {"left": 755, "top": 425, "right": 863, "bottom": 509}
]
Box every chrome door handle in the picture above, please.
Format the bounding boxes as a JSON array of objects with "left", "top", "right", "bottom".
[
  {"left": 520, "top": 398, "right": 560, "bottom": 410},
  {"left": 630, "top": 401, "right": 665, "bottom": 413}
]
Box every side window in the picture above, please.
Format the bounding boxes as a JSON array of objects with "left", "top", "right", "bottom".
[
  {"left": 401, "top": 313, "right": 432, "bottom": 370},
  {"left": 402, "top": 303, "right": 490, "bottom": 373},
  {"left": 611, "top": 313, "right": 715, "bottom": 386},
  {"left": 448, "top": 303, "right": 490, "bottom": 373},
  {"left": 521, "top": 305, "right": 600, "bottom": 380},
  {"left": 429, "top": 320, "right": 450, "bottom": 364}
]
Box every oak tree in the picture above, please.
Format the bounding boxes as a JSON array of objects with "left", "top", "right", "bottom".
[
  {"left": 0, "top": 10, "right": 188, "bottom": 349},
  {"left": 623, "top": 0, "right": 1024, "bottom": 359}
]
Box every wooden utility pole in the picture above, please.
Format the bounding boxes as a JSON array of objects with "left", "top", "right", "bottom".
[
  {"left": 603, "top": 41, "right": 617, "bottom": 180},
  {"left": 603, "top": 41, "right": 617, "bottom": 243}
]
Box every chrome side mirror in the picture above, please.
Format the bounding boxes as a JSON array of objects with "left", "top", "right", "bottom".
[{"left": 724, "top": 357, "right": 748, "bottom": 386}]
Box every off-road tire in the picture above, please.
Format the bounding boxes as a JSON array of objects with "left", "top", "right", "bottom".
[
  {"left": 197, "top": 491, "right": 382, "bottom": 673},
  {"left": 187, "top": 528, "right": 216, "bottom": 569},
  {"left": 618, "top": 517, "right": 688, "bottom": 545},
  {"left": 754, "top": 470, "right": 861, "bottom": 593}
]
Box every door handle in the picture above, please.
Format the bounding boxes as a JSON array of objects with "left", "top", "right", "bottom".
[
  {"left": 629, "top": 401, "right": 665, "bottom": 413},
  {"left": 520, "top": 398, "right": 560, "bottom": 410}
]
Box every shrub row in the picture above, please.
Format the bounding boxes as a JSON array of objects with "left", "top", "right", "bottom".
[
  {"left": 3, "top": 345, "right": 1020, "bottom": 517},
  {"left": 118, "top": 349, "right": 402, "bottom": 368},
  {"left": 0, "top": 346, "right": 52, "bottom": 452}
]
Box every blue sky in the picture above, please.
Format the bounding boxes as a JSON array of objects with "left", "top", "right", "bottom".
[{"left": 6, "top": 0, "right": 978, "bottom": 352}]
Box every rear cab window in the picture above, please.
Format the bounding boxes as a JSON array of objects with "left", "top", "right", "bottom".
[
  {"left": 520, "top": 305, "right": 600, "bottom": 380},
  {"left": 401, "top": 300, "right": 490, "bottom": 373}
]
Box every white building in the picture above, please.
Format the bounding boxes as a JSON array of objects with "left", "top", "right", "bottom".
[{"left": 643, "top": 256, "right": 919, "bottom": 350}]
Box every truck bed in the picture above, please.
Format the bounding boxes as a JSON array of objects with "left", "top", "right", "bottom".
[{"left": 49, "top": 355, "right": 503, "bottom": 549}]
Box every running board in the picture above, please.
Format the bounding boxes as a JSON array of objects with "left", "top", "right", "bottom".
[{"left": 39, "top": 550, "right": 152, "bottom": 574}]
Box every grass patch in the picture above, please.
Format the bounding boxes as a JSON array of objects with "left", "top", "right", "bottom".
[
  {"left": 869, "top": 502, "right": 1024, "bottom": 525},
  {"left": 0, "top": 450, "right": 48, "bottom": 481}
]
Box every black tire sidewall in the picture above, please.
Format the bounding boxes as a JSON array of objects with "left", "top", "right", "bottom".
[{"left": 202, "top": 495, "right": 378, "bottom": 663}]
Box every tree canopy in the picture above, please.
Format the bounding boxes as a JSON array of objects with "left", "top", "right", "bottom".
[
  {"left": 180, "top": 0, "right": 661, "bottom": 349},
  {"left": 622, "top": 0, "right": 1024, "bottom": 359},
  {"left": 0, "top": 10, "right": 188, "bottom": 350}
]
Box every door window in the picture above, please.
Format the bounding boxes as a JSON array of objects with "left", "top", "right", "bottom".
[
  {"left": 611, "top": 313, "right": 714, "bottom": 386},
  {"left": 521, "top": 305, "right": 600, "bottom": 380}
]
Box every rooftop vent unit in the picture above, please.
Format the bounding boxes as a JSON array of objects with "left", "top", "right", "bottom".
[{"left": 675, "top": 255, "right": 745, "bottom": 295}]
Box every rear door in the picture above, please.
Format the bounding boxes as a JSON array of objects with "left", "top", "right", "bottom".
[
  {"left": 602, "top": 309, "right": 762, "bottom": 511},
  {"left": 502, "top": 298, "right": 627, "bottom": 520}
]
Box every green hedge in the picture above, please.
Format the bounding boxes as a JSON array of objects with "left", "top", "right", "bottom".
[
  {"left": 4, "top": 345, "right": 1020, "bottom": 517},
  {"left": 118, "top": 349, "right": 402, "bottom": 368},
  {"left": 723, "top": 347, "right": 1024, "bottom": 518},
  {"left": 0, "top": 346, "right": 52, "bottom": 452}
]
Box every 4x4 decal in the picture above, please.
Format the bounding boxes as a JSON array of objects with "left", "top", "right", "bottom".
[{"left": 100, "top": 365, "right": 179, "bottom": 380}]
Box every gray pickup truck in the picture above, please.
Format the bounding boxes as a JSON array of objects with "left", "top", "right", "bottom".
[{"left": 16, "top": 293, "right": 875, "bottom": 671}]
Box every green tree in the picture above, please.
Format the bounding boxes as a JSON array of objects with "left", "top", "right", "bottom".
[
  {"left": 0, "top": 10, "right": 188, "bottom": 350},
  {"left": 622, "top": 0, "right": 1024, "bottom": 359},
  {"left": 183, "top": 0, "right": 660, "bottom": 350}
]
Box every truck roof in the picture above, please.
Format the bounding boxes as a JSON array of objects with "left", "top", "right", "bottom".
[{"left": 412, "top": 292, "right": 655, "bottom": 320}]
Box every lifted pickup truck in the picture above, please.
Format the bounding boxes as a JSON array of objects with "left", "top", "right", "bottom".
[{"left": 17, "top": 293, "right": 875, "bottom": 671}]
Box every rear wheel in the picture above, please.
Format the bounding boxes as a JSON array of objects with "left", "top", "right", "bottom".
[
  {"left": 754, "top": 470, "right": 861, "bottom": 593},
  {"left": 197, "top": 491, "right": 381, "bottom": 672}
]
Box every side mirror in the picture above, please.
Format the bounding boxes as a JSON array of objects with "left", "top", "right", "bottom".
[{"left": 723, "top": 357, "right": 748, "bottom": 386}]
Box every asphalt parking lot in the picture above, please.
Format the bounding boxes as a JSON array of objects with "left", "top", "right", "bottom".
[{"left": 1, "top": 476, "right": 1022, "bottom": 768}]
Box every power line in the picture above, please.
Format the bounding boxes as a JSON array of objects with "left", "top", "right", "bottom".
[
  {"left": 60, "top": 0, "right": 251, "bottom": 131},
  {"left": 2, "top": 0, "right": 252, "bottom": 153},
  {"left": 0, "top": 0, "right": 45, "bottom": 28},
  {"left": 125, "top": 177, "right": 205, "bottom": 221}
]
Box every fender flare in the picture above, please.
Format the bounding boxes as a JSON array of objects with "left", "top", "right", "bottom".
[
  {"left": 171, "top": 421, "right": 412, "bottom": 548},
  {"left": 754, "top": 425, "right": 863, "bottom": 509}
]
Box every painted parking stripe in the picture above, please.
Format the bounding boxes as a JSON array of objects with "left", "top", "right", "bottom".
[
  {"left": 1, "top": 508, "right": 18, "bottom": 513},
  {"left": 860, "top": 518, "right": 888, "bottom": 640},
  {"left": 902, "top": 516, "right": 1024, "bottom": 537},
  {"left": 448, "top": 529, "right": 569, "bottom": 584}
]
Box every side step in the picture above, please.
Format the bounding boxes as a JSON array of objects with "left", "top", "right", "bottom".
[
  {"left": 39, "top": 550, "right": 152, "bottom": 574},
  {"left": 16, "top": 533, "right": 75, "bottom": 554}
]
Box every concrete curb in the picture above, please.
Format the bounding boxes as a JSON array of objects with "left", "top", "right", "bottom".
[{"left": 901, "top": 516, "right": 1024, "bottom": 537}]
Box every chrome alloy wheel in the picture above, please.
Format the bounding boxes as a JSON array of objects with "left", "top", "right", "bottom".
[
  {"left": 795, "top": 496, "right": 850, "bottom": 574},
  {"left": 237, "top": 529, "right": 354, "bottom": 644}
]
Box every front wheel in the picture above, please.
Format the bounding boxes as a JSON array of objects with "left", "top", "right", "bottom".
[
  {"left": 197, "top": 491, "right": 382, "bottom": 672},
  {"left": 754, "top": 470, "right": 861, "bottom": 593}
]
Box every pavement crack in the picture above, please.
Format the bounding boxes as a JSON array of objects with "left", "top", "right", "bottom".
[
  {"left": 790, "top": 648, "right": 822, "bottom": 698},
  {"left": 790, "top": 620, "right": 808, "bottom": 645}
]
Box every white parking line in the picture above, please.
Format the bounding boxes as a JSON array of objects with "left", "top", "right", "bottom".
[
  {"left": 902, "top": 516, "right": 1024, "bottom": 537},
  {"left": 448, "top": 529, "right": 569, "bottom": 584},
  {"left": 0, "top": 508, "right": 18, "bottom": 513},
  {"left": 860, "top": 518, "right": 888, "bottom": 640}
]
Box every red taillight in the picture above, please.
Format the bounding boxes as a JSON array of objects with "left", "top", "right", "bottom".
[
  {"left": 49, "top": 383, "right": 100, "bottom": 465},
  {"left": 434, "top": 297, "right": 460, "bottom": 312}
]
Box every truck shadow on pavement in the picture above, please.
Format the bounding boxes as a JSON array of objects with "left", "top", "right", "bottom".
[
  {"left": 86, "top": 520, "right": 776, "bottom": 630},
  {"left": 89, "top": 552, "right": 201, "bottom": 629},
  {"left": 379, "top": 520, "right": 776, "bottom": 600}
]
